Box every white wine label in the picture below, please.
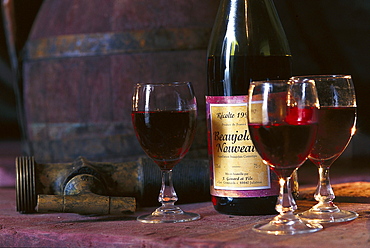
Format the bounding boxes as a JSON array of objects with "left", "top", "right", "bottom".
[{"left": 207, "top": 95, "right": 270, "bottom": 191}]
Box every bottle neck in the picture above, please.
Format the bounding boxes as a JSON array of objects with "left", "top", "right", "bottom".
[
  {"left": 206, "top": 0, "right": 292, "bottom": 96},
  {"left": 208, "top": 0, "right": 291, "bottom": 57}
]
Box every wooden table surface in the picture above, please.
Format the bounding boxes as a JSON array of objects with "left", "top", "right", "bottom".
[
  {"left": 0, "top": 141, "right": 369, "bottom": 247},
  {"left": 0, "top": 187, "right": 369, "bottom": 247}
]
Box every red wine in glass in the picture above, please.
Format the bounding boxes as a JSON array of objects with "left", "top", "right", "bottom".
[
  {"left": 309, "top": 107, "right": 356, "bottom": 162},
  {"left": 295, "top": 75, "right": 358, "bottom": 223},
  {"left": 249, "top": 117, "right": 317, "bottom": 177},
  {"left": 248, "top": 79, "right": 322, "bottom": 235},
  {"left": 132, "top": 82, "right": 200, "bottom": 223},
  {"left": 131, "top": 110, "right": 197, "bottom": 171}
]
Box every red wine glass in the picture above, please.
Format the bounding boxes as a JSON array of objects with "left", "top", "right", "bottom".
[
  {"left": 294, "top": 75, "right": 358, "bottom": 223},
  {"left": 131, "top": 82, "right": 200, "bottom": 223},
  {"left": 248, "top": 79, "right": 323, "bottom": 235}
]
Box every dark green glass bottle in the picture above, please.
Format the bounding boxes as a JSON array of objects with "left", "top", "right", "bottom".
[{"left": 206, "top": 0, "right": 292, "bottom": 215}]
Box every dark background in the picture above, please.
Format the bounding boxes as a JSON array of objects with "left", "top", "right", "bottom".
[
  {"left": 0, "top": 0, "right": 369, "bottom": 157},
  {"left": 276, "top": 1, "right": 370, "bottom": 159},
  {"left": 0, "top": 0, "right": 43, "bottom": 140}
]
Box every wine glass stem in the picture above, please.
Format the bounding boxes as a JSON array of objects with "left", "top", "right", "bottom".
[
  {"left": 314, "top": 166, "right": 335, "bottom": 205},
  {"left": 276, "top": 177, "right": 297, "bottom": 214},
  {"left": 159, "top": 170, "right": 178, "bottom": 209}
]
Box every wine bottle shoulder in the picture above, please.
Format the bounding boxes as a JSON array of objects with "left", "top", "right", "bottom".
[{"left": 207, "top": 0, "right": 291, "bottom": 58}]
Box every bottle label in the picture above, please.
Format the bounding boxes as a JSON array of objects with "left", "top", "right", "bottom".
[{"left": 207, "top": 95, "right": 276, "bottom": 197}]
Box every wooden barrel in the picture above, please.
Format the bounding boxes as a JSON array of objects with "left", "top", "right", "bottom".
[{"left": 22, "top": 0, "right": 220, "bottom": 163}]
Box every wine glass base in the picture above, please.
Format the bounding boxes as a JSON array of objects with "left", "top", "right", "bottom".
[
  {"left": 253, "top": 214, "right": 323, "bottom": 235},
  {"left": 137, "top": 211, "right": 200, "bottom": 224},
  {"left": 299, "top": 208, "right": 358, "bottom": 223}
]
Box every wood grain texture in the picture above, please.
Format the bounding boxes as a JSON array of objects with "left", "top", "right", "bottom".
[
  {"left": 22, "top": 0, "right": 220, "bottom": 162},
  {"left": 1, "top": 187, "right": 370, "bottom": 247}
]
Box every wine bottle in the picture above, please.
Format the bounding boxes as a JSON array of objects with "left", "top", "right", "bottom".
[{"left": 206, "top": 0, "right": 292, "bottom": 215}]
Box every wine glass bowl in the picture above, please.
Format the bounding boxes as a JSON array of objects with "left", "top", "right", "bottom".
[
  {"left": 248, "top": 79, "right": 323, "bottom": 235},
  {"left": 132, "top": 82, "right": 200, "bottom": 223},
  {"left": 294, "top": 75, "right": 358, "bottom": 223}
]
